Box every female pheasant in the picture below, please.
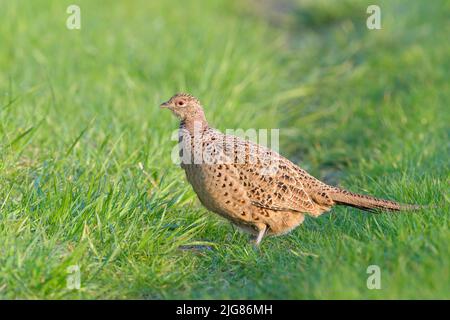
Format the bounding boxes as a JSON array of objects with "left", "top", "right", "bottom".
[{"left": 160, "top": 93, "right": 418, "bottom": 245}]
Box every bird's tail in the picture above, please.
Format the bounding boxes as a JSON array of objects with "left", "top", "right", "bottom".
[{"left": 329, "top": 188, "right": 421, "bottom": 212}]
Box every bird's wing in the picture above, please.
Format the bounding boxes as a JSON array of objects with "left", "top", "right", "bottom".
[{"left": 212, "top": 132, "right": 319, "bottom": 214}]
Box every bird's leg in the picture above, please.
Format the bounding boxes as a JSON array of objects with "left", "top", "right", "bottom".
[{"left": 252, "top": 225, "right": 267, "bottom": 247}]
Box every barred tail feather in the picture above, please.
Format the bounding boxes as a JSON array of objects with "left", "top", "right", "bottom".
[{"left": 330, "top": 188, "right": 420, "bottom": 212}]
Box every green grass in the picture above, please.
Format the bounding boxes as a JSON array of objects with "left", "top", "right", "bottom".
[{"left": 0, "top": 0, "right": 448, "bottom": 299}]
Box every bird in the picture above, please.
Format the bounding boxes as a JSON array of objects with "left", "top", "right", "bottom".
[{"left": 160, "top": 93, "right": 420, "bottom": 245}]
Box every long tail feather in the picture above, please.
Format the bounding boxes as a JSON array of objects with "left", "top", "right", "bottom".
[{"left": 329, "top": 188, "right": 420, "bottom": 212}]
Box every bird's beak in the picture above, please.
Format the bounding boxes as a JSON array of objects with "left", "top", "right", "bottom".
[{"left": 160, "top": 101, "right": 170, "bottom": 109}]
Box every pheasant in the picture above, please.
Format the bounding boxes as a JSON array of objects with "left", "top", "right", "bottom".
[{"left": 160, "top": 93, "right": 419, "bottom": 245}]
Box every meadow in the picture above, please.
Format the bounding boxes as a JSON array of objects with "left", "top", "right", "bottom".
[{"left": 0, "top": 0, "right": 448, "bottom": 299}]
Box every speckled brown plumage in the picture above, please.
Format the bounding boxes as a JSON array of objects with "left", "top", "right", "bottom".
[{"left": 160, "top": 93, "right": 419, "bottom": 245}]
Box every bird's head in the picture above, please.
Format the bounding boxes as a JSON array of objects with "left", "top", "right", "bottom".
[{"left": 160, "top": 93, "right": 205, "bottom": 122}]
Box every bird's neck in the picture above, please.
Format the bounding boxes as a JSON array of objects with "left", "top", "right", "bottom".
[{"left": 180, "top": 116, "right": 209, "bottom": 135}]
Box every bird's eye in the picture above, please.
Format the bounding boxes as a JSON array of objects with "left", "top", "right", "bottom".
[{"left": 177, "top": 100, "right": 185, "bottom": 106}]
